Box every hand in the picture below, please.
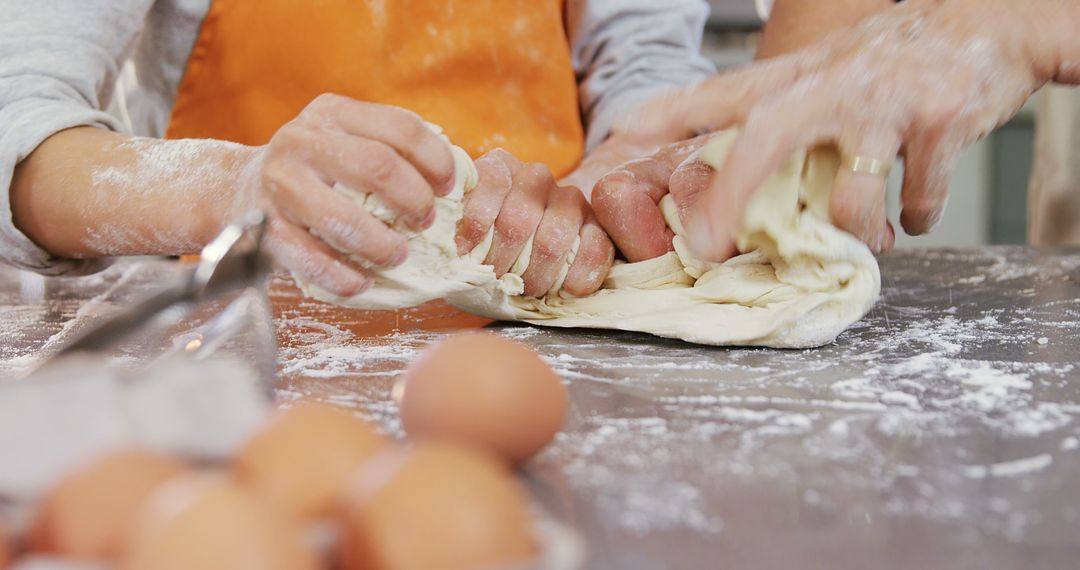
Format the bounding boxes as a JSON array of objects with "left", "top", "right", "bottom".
[
  {"left": 591, "top": 136, "right": 714, "bottom": 262},
  {"left": 245, "top": 94, "right": 456, "bottom": 297},
  {"left": 557, "top": 135, "right": 661, "bottom": 199},
  {"left": 617, "top": 0, "right": 1061, "bottom": 260},
  {"left": 455, "top": 149, "right": 615, "bottom": 297}
]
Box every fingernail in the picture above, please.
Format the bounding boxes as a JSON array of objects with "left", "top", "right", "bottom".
[
  {"left": 414, "top": 209, "right": 436, "bottom": 230},
  {"left": 389, "top": 243, "right": 409, "bottom": 266},
  {"left": 348, "top": 276, "right": 373, "bottom": 296},
  {"left": 440, "top": 172, "right": 457, "bottom": 196}
]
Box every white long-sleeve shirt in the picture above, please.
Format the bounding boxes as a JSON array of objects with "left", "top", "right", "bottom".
[{"left": 0, "top": 0, "right": 718, "bottom": 274}]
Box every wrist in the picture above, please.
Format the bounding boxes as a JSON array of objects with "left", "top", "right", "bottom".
[{"left": 220, "top": 145, "right": 263, "bottom": 232}]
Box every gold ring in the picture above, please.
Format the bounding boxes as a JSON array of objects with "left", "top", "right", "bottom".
[{"left": 845, "top": 156, "right": 892, "bottom": 177}]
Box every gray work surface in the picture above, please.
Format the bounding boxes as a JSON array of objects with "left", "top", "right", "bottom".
[{"left": 2, "top": 246, "right": 1079, "bottom": 569}]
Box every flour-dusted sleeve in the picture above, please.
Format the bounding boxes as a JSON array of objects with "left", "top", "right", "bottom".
[
  {"left": 566, "top": 0, "right": 716, "bottom": 150},
  {"left": 0, "top": 0, "right": 154, "bottom": 274}
]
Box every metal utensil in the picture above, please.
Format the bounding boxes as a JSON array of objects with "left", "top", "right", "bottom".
[{"left": 39, "top": 211, "right": 272, "bottom": 363}]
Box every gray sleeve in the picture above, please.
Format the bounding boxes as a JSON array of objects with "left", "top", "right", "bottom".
[
  {"left": 0, "top": 0, "right": 153, "bottom": 275},
  {"left": 567, "top": 0, "right": 717, "bottom": 151}
]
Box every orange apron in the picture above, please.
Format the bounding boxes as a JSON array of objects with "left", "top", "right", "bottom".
[
  {"left": 167, "top": 0, "right": 585, "bottom": 333},
  {"left": 165, "top": 0, "right": 585, "bottom": 177}
]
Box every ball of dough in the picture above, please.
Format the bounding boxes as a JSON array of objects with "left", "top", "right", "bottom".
[
  {"left": 233, "top": 403, "right": 387, "bottom": 520},
  {"left": 338, "top": 442, "right": 536, "bottom": 570},
  {"left": 30, "top": 449, "right": 186, "bottom": 559},
  {"left": 397, "top": 332, "right": 568, "bottom": 464},
  {"left": 120, "top": 473, "right": 318, "bottom": 570}
]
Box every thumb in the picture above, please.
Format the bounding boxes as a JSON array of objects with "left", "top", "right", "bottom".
[
  {"left": 668, "top": 147, "right": 715, "bottom": 227},
  {"left": 591, "top": 138, "right": 705, "bottom": 262}
]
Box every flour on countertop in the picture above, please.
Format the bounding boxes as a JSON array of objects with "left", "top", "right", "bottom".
[
  {"left": 263, "top": 248, "right": 1080, "bottom": 542},
  {"left": 2, "top": 247, "right": 1077, "bottom": 551}
]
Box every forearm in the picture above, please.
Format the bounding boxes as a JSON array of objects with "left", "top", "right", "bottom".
[
  {"left": 11, "top": 127, "right": 255, "bottom": 259},
  {"left": 755, "top": 0, "right": 893, "bottom": 59}
]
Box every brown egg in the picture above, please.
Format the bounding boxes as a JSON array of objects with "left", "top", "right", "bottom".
[
  {"left": 398, "top": 332, "right": 568, "bottom": 464},
  {"left": 30, "top": 449, "right": 186, "bottom": 559},
  {"left": 338, "top": 442, "right": 537, "bottom": 570},
  {"left": 233, "top": 403, "right": 387, "bottom": 520},
  {"left": 120, "top": 472, "right": 318, "bottom": 570}
]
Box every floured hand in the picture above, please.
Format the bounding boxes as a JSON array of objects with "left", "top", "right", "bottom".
[
  {"left": 240, "top": 94, "right": 456, "bottom": 298},
  {"left": 618, "top": 0, "right": 1080, "bottom": 261},
  {"left": 591, "top": 136, "right": 716, "bottom": 263},
  {"left": 455, "top": 149, "right": 614, "bottom": 297}
]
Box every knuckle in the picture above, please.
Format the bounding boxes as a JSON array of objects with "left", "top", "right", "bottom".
[
  {"left": 364, "top": 145, "right": 400, "bottom": 186},
  {"left": 459, "top": 214, "right": 490, "bottom": 240},
  {"left": 486, "top": 148, "right": 512, "bottom": 160},
  {"left": 395, "top": 113, "right": 429, "bottom": 145},
  {"left": 532, "top": 239, "right": 562, "bottom": 263},
  {"left": 495, "top": 207, "right": 534, "bottom": 243},
  {"left": 552, "top": 185, "right": 582, "bottom": 207},
  {"left": 521, "top": 162, "right": 555, "bottom": 187},
  {"left": 269, "top": 123, "right": 309, "bottom": 149},
  {"left": 476, "top": 159, "right": 513, "bottom": 190},
  {"left": 310, "top": 92, "right": 343, "bottom": 111},
  {"left": 478, "top": 148, "right": 515, "bottom": 167},
  {"left": 591, "top": 176, "right": 635, "bottom": 212},
  {"left": 260, "top": 160, "right": 293, "bottom": 192},
  {"left": 582, "top": 228, "right": 615, "bottom": 264}
]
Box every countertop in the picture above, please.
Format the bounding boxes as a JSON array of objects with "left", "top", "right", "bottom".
[{"left": 2, "top": 246, "right": 1079, "bottom": 569}]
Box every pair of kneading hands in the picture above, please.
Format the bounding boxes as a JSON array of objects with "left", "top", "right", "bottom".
[{"left": 256, "top": 94, "right": 617, "bottom": 301}]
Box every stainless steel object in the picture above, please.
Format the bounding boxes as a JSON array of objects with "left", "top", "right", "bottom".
[{"left": 39, "top": 212, "right": 271, "bottom": 364}]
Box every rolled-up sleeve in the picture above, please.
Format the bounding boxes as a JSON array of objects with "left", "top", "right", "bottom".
[
  {"left": 0, "top": 0, "right": 152, "bottom": 274},
  {"left": 567, "top": 0, "right": 716, "bottom": 150}
]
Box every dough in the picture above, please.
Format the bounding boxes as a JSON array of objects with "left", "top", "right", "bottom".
[{"left": 298, "top": 130, "right": 881, "bottom": 348}]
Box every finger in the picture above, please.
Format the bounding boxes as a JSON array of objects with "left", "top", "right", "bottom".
[
  {"left": 262, "top": 158, "right": 408, "bottom": 268},
  {"left": 485, "top": 163, "right": 552, "bottom": 274},
  {"left": 265, "top": 218, "right": 372, "bottom": 298},
  {"left": 520, "top": 187, "right": 586, "bottom": 297},
  {"left": 615, "top": 50, "right": 828, "bottom": 144},
  {"left": 668, "top": 150, "right": 715, "bottom": 222},
  {"left": 900, "top": 134, "right": 958, "bottom": 236},
  {"left": 832, "top": 130, "right": 902, "bottom": 252},
  {"left": 456, "top": 149, "right": 521, "bottom": 255},
  {"left": 684, "top": 82, "right": 840, "bottom": 261},
  {"left": 882, "top": 220, "right": 896, "bottom": 252},
  {"left": 590, "top": 138, "right": 704, "bottom": 262},
  {"left": 298, "top": 128, "right": 435, "bottom": 231},
  {"left": 562, "top": 213, "right": 616, "bottom": 296},
  {"left": 304, "top": 93, "right": 455, "bottom": 194},
  {"left": 591, "top": 163, "right": 673, "bottom": 262}
]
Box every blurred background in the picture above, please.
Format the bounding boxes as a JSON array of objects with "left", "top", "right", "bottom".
[{"left": 705, "top": 0, "right": 1041, "bottom": 248}]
